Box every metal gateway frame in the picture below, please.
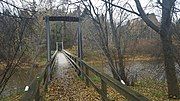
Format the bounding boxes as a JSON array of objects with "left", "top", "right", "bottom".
[
  {"left": 45, "top": 7, "right": 83, "bottom": 82},
  {"left": 45, "top": 15, "right": 82, "bottom": 61}
]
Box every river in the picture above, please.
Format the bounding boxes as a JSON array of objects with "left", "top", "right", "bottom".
[{"left": 0, "top": 67, "right": 42, "bottom": 97}]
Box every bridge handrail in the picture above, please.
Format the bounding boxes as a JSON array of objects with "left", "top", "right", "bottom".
[
  {"left": 21, "top": 50, "right": 58, "bottom": 101},
  {"left": 62, "top": 50, "right": 149, "bottom": 101}
]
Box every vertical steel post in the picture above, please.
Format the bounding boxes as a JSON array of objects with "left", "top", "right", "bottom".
[
  {"left": 56, "top": 42, "right": 58, "bottom": 51},
  {"left": 77, "top": 6, "right": 83, "bottom": 59},
  {"left": 45, "top": 16, "right": 51, "bottom": 84},
  {"left": 45, "top": 16, "right": 51, "bottom": 61},
  {"left": 77, "top": 6, "right": 84, "bottom": 78},
  {"left": 77, "top": 6, "right": 81, "bottom": 59}
]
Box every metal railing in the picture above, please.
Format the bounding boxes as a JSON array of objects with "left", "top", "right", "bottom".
[
  {"left": 21, "top": 50, "right": 58, "bottom": 101},
  {"left": 63, "top": 50, "right": 149, "bottom": 101}
]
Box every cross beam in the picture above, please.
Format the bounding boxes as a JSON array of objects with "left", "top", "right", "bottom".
[{"left": 48, "top": 16, "right": 79, "bottom": 22}]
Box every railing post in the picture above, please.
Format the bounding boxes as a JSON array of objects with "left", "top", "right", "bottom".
[
  {"left": 50, "top": 64, "right": 53, "bottom": 80},
  {"left": 56, "top": 42, "right": 58, "bottom": 51},
  {"left": 81, "top": 62, "right": 85, "bottom": 80},
  {"left": 85, "top": 65, "right": 89, "bottom": 86},
  {"left": 50, "top": 58, "right": 55, "bottom": 80},
  {"left": 74, "top": 57, "right": 76, "bottom": 63},
  {"left": 44, "top": 66, "right": 49, "bottom": 91},
  {"left": 43, "top": 68, "right": 47, "bottom": 85},
  {"left": 101, "top": 78, "right": 107, "bottom": 101},
  {"left": 61, "top": 42, "right": 64, "bottom": 50},
  {"left": 35, "top": 77, "right": 40, "bottom": 101}
]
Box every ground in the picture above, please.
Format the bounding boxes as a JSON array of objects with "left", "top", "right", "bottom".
[
  {"left": 1, "top": 52, "right": 180, "bottom": 101},
  {"left": 45, "top": 68, "right": 101, "bottom": 101}
]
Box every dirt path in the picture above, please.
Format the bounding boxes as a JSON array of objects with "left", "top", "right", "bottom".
[{"left": 45, "top": 53, "right": 100, "bottom": 101}]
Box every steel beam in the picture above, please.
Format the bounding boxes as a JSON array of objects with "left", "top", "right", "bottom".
[
  {"left": 45, "top": 16, "right": 51, "bottom": 83},
  {"left": 48, "top": 16, "right": 79, "bottom": 22}
]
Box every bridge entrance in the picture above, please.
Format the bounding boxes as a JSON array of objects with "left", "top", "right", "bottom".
[
  {"left": 45, "top": 6, "right": 83, "bottom": 83},
  {"left": 45, "top": 13, "right": 83, "bottom": 62}
]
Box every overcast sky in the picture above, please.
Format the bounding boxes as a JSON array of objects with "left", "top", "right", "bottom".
[
  {"left": 0, "top": 0, "right": 161, "bottom": 15},
  {"left": 1, "top": 0, "right": 179, "bottom": 22}
]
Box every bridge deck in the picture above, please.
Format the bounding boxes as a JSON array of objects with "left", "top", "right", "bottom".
[{"left": 45, "top": 52, "right": 100, "bottom": 101}]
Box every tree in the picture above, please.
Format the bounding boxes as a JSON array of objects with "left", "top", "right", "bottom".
[
  {"left": 106, "top": 0, "right": 128, "bottom": 84},
  {"left": 102, "top": 0, "right": 180, "bottom": 98},
  {"left": 81, "top": 0, "right": 131, "bottom": 84},
  {"left": 0, "top": 0, "right": 41, "bottom": 94}
]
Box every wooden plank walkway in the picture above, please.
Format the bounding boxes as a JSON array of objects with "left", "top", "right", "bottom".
[{"left": 45, "top": 53, "right": 101, "bottom": 101}]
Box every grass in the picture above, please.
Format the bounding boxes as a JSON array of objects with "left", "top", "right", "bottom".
[
  {"left": 78, "top": 74, "right": 179, "bottom": 101},
  {"left": 77, "top": 74, "right": 101, "bottom": 83},
  {"left": 130, "top": 78, "right": 180, "bottom": 101},
  {"left": 91, "top": 76, "right": 101, "bottom": 83},
  {"left": 0, "top": 91, "right": 23, "bottom": 101}
]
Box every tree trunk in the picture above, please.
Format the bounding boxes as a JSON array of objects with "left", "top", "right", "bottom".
[
  {"left": 108, "top": 0, "right": 128, "bottom": 84},
  {"left": 160, "top": 0, "right": 179, "bottom": 98},
  {"left": 160, "top": 33, "right": 180, "bottom": 98},
  {"left": 133, "top": 0, "right": 179, "bottom": 98}
]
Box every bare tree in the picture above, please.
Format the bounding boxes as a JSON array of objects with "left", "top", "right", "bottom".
[
  {"left": 80, "top": 0, "right": 132, "bottom": 85},
  {"left": 0, "top": 0, "right": 40, "bottom": 94},
  {"left": 102, "top": 0, "right": 180, "bottom": 98}
]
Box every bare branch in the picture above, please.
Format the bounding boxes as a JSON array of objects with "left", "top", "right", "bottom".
[
  {"left": 134, "top": 0, "right": 160, "bottom": 33},
  {"left": 0, "top": 0, "right": 34, "bottom": 12},
  {"left": 101, "top": 0, "right": 140, "bottom": 16},
  {"left": 0, "top": 12, "right": 34, "bottom": 19}
]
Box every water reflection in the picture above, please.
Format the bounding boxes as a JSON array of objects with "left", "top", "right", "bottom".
[{"left": 0, "top": 67, "right": 42, "bottom": 97}]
